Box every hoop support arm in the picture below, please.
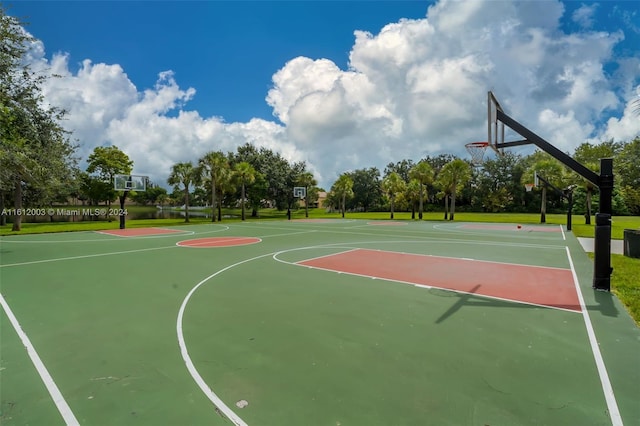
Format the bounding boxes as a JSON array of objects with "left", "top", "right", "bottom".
[{"left": 496, "top": 110, "right": 600, "bottom": 186}]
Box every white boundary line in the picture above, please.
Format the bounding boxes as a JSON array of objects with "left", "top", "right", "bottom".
[
  {"left": 293, "top": 248, "right": 360, "bottom": 264},
  {"left": 94, "top": 227, "right": 192, "bottom": 238},
  {"left": 0, "top": 225, "right": 228, "bottom": 244},
  {"left": 431, "top": 223, "right": 563, "bottom": 241},
  {"left": 177, "top": 255, "right": 282, "bottom": 426},
  {"left": 176, "top": 237, "right": 262, "bottom": 248},
  {"left": 560, "top": 225, "right": 566, "bottom": 241},
  {"left": 0, "top": 245, "right": 176, "bottom": 268},
  {"left": 565, "top": 247, "right": 623, "bottom": 426},
  {"left": 0, "top": 293, "right": 80, "bottom": 425},
  {"left": 318, "top": 247, "right": 573, "bottom": 272}
]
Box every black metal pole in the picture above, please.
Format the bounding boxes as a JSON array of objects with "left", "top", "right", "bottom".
[
  {"left": 540, "top": 185, "right": 546, "bottom": 223},
  {"left": 593, "top": 158, "right": 613, "bottom": 291},
  {"left": 119, "top": 191, "right": 128, "bottom": 229},
  {"left": 492, "top": 97, "right": 613, "bottom": 290},
  {"left": 566, "top": 190, "right": 573, "bottom": 231}
]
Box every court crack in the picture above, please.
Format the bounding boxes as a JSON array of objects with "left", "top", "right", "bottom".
[{"left": 481, "top": 377, "right": 510, "bottom": 395}]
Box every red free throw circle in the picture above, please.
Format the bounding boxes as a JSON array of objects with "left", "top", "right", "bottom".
[{"left": 176, "top": 236, "right": 261, "bottom": 248}]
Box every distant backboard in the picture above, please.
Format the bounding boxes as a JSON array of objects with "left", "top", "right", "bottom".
[
  {"left": 487, "top": 91, "right": 504, "bottom": 155},
  {"left": 114, "top": 174, "right": 147, "bottom": 191},
  {"left": 293, "top": 186, "right": 306, "bottom": 199}
]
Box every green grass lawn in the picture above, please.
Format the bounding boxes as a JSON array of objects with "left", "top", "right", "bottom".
[
  {"left": 2, "top": 208, "right": 638, "bottom": 325},
  {"left": 611, "top": 254, "right": 640, "bottom": 326},
  {"left": 2, "top": 207, "right": 639, "bottom": 238},
  {"left": 586, "top": 253, "right": 640, "bottom": 326}
]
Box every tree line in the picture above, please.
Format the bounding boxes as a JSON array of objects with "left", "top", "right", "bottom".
[
  {"left": 325, "top": 138, "right": 640, "bottom": 221},
  {"left": 2, "top": 8, "right": 639, "bottom": 231},
  {"left": 164, "top": 144, "right": 316, "bottom": 222}
]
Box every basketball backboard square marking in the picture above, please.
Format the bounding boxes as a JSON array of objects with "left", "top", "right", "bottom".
[{"left": 114, "top": 174, "right": 147, "bottom": 191}]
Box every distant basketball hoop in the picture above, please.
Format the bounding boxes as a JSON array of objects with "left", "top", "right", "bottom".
[
  {"left": 524, "top": 183, "right": 535, "bottom": 192},
  {"left": 465, "top": 141, "right": 490, "bottom": 166},
  {"left": 114, "top": 174, "right": 147, "bottom": 191},
  {"left": 293, "top": 186, "right": 306, "bottom": 199}
]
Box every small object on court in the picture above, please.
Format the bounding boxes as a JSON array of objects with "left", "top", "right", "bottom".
[
  {"left": 235, "top": 400, "right": 249, "bottom": 408},
  {"left": 517, "top": 224, "right": 522, "bottom": 229}
]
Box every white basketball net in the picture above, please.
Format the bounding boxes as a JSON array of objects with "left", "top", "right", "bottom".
[{"left": 465, "top": 142, "right": 489, "bottom": 166}]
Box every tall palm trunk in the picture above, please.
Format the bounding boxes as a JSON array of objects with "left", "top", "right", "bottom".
[
  {"left": 450, "top": 189, "right": 457, "bottom": 221},
  {"left": 418, "top": 186, "right": 424, "bottom": 219},
  {"left": 390, "top": 196, "right": 395, "bottom": 219},
  {"left": 341, "top": 193, "right": 346, "bottom": 218},
  {"left": 184, "top": 187, "right": 190, "bottom": 223},
  {"left": 443, "top": 194, "right": 449, "bottom": 220},
  {"left": 211, "top": 175, "right": 217, "bottom": 222},
  {"left": 241, "top": 182, "right": 246, "bottom": 221}
]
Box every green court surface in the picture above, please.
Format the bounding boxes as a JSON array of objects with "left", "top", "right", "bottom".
[{"left": 1, "top": 220, "right": 638, "bottom": 425}]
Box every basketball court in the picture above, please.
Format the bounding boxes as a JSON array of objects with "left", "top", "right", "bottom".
[{"left": 1, "top": 219, "right": 639, "bottom": 425}]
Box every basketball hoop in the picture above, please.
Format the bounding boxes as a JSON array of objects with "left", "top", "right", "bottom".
[
  {"left": 525, "top": 183, "right": 535, "bottom": 192},
  {"left": 465, "top": 141, "right": 490, "bottom": 166}
]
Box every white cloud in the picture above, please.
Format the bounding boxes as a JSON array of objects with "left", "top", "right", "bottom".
[
  {"left": 28, "top": 0, "right": 640, "bottom": 189},
  {"left": 597, "top": 86, "right": 640, "bottom": 142},
  {"left": 572, "top": 4, "right": 598, "bottom": 29}
]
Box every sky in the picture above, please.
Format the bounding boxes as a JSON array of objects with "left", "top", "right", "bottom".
[{"left": 6, "top": 0, "right": 640, "bottom": 190}]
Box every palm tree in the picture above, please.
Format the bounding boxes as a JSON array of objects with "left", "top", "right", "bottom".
[
  {"left": 409, "top": 161, "right": 434, "bottom": 220},
  {"left": 216, "top": 165, "right": 234, "bottom": 222},
  {"left": 331, "top": 174, "right": 354, "bottom": 218},
  {"left": 381, "top": 172, "right": 406, "bottom": 219},
  {"left": 405, "top": 179, "right": 422, "bottom": 219},
  {"left": 297, "top": 171, "right": 317, "bottom": 218},
  {"left": 233, "top": 161, "right": 256, "bottom": 221},
  {"left": 167, "top": 161, "right": 198, "bottom": 223},
  {"left": 437, "top": 159, "right": 471, "bottom": 221},
  {"left": 198, "top": 151, "right": 229, "bottom": 222}
]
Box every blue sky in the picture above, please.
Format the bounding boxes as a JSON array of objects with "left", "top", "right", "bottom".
[
  {"left": 9, "top": 1, "right": 430, "bottom": 122},
  {"left": 6, "top": 1, "right": 640, "bottom": 188}
]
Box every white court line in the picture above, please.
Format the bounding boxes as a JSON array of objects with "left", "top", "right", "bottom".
[
  {"left": 0, "top": 293, "right": 80, "bottom": 425},
  {"left": 293, "top": 248, "right": 360, "bottom": 264},
  {"left": 0, "top": 226, "right": 227, "bottom": 243},
  {"left": 176, "top": 237, "right": 262, "bottom": 248},
  {"left": 260, "top": 229, "right": 318, "bottom": 239},
  {"left": 431, "top": 223, "right": 563, "bottom": 241},
  {"left": 565, "top": 247, "right": 623, "bottom": 426},
  {"left": 94, "top": 228, "right": 193, "bottom": 238},
  {"left": 175, "top": 230, "right": 317, "bottom": 248},
  {"left": 176, "top": 240, "right": 580, "bottom": 422},
  {"left": 560, "top": 225, "right": 566, "bottom": 241},
  {"left": 177, "top": 255, "right": 282, "bottom": 426},
  {"left": 296, "top": 247, "right": 572, "bottom": 272},
  {"left": 0, "top": 245, "right": 176, "bottom": 268},
  {"left": 0, "top": 229, "right": 313, "bottom": 267}
]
